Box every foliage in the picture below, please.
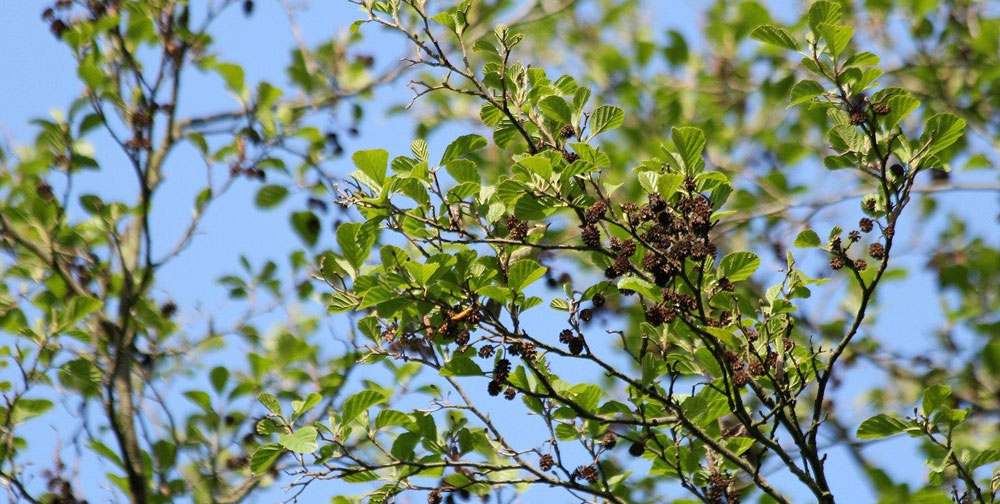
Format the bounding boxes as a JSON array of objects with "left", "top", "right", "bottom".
[{"left": 1, "top": 1, "right": 999, "bottom": 504}]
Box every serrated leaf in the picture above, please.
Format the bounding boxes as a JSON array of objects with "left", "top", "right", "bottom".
[
  {"left": 922, "top": 384, "right": 952, "bottom": 416},
  {"left": 410, "top": 139, "right": 428, "bottom": 161},
  {"left": 375, "top": 409, "right": 411, "bottom": 430},
  {"left": 539, "top": 95, "right": 572, "bottom": 124},
  {"left": 919, "top": 113, "right": 966, "bottom": 159},
  {"left": 589, "top": 105, "right": 624, "bottom": 137},
  {"left": 279, "top": 426, "right": 318, "bottom": 453},
  {"left": 507, "top": 259, "right": 547, "bottom": 292},
  {"left": 250, "top": 444, "right": 282, "bottom": 474},
  {"left": 808, "top": 1, "right": 842, "bottom": 31},
  {"left": 719, "top": 252, "right": 760, "bottom": 282},
  {"left": 883, "top": 94, "right": 920, "bottom": 130},
  {"left": 440, "top": 134, "right": 487, "bottom": 164},
  {"left": 293, "top": 393, "right": 322, "bottom": 419},
  {"left": 818, "top": 24, "right": 852, "bottom": 57},
  {"left": 750, "top": 25, "right": 799, "bottom": 51},
  {"left": 258, "top": 392, "right": 282, "bottom": 415},
  {"left": 671, "top": 127, "right": 706, "bottom": 172},
  {"left": 856, "top": 413, "right": 910, "bottom": 439},
  {"left": 352, "top": 149, "right": 388, "bottom": 188},
  {"left": 789, "top": 80, "right": 824, "bottom": 107},
  {"left": 341, "top": 390, "right": 386, "bottom": 425},
  {"left": 440, "top": 357, "right": 483, "bottom": 377},
  {"left": 550, "top": 298, "right": 571, "bottom": 311},
  {"left": 617, "top": 276, "right": 659, "bottom": 301},
  {"left": 794, "top": 229, "right": 821, "bottom": 248}
]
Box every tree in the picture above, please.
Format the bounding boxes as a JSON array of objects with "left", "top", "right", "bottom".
[{"left": 1, "top": 1, "right": 998, "bottom": 504}]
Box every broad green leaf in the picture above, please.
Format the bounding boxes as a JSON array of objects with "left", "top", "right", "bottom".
[
  {"left": 337, "top": 222, "right": 364, "bottom": 270},
  {"left": 671, "top": 127, "right": 705, "bottom": 172},
  {"left": 539, "top": 96, "right": 572, "bottom": 124},
  {"left": 507, "top": 259, "right": 547, "bottom": 292},
  {"left": 258, "top": 392, "right": 282, "bottom": 415},
  {"left": 279, "top": 426, "right": 318, "bottom": 453},
  {"left": 209, "top": 366, "right": 229, "bottom": 394},
  {"left": 410, "top": 139, "right": 428, "bottom": 161},
  {"left": 589, "top": 105, "right": 624, "bottom": 136},
  {"left": 922, "top": 384, "right": 952, "bottom": 416},
  {"left": 919, "top": 113, "right": 966, "bottom": 158},
  {"left": 818, "top": 24, "right": 852, "bottom": 57},
  {"left": 617, "top": 276, "right": 659, "bottom": 301},
  {"left": 250, "top": 444, "right": 282, "bottom": 474},
  {"left": 352, "top": 149, "right": 389, "bottom": 188},
  {"left": 719, "top": 252, "right": 760, "bottom": 282},
  {"left": 375, "top": 410, "right": 411, "bottom": 430},
  {"left": 254, "top": 185, "right": 288, "bottom": 209},
  {"left": 341, "top": 390, "right": 387, "bottom": 425},
  {"left": 856, "top": 413, "right": 910, "bottom": 439},
  {"left": 291, "top": 211, "right": 320, "bottom": 247},
  {"left": 293, "top": 393, "right": 323, "bottom": 419},
  {"left": 794, "top": 229, "right": 821, "bottom": 248},
  {"left": 883, "top": 94, "right": 920, "bottom": 130},
  {"left": 214, "top": 62, "right": 246, "bottom": 96},
  {"left": 789, "top": 80, "right": 824, "bottom": 107},
  {"left": 440, "top": 357, "right": 483, "bottom": 377},
  {"left": 11, "top": 398, "right": 54, "bottom": 424},
  {"left": 58, "top": 296, "right": 102, "bottom": 332},
  {"left": 808, "top": 1, "right": 842, "bottom": 31},
  {"left": 440, "top": 134, "right": 487, "bottom": 164},
  {"left": 750, "top": 25, "right": 799, "bottom": 51}
]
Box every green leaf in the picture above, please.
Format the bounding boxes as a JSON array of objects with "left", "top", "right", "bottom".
[
  {"left": 341, "top": 389, "right": 387, "bottom": 425},
  {"left": 507, "top": 259, "right": 547, "bottom": 292},
  {"left": 808, "top": 1, "right": 842, "bottom": 31},
  {"left": 440, "top": 357, "right": 483, "bottom": 377},
  {"left": 794, "top": 229, "right": 821, "bottom": 248},
  {"left": 258, "top": 392, "right": 282, "bottom": 415},
  {"left": 750, "top": 25, "right": 799, "bottom": 51},
  {"left": 539, "top": 96, "right": 572, "bottom": 124},
  {"left": 671, "top": 127, "right": 706, "bottom": 172},
  {"left": 11, "top": 398, "right": 54, "bottom": 424},
  {"left": 250, "top": 444, "right": 282, "bottom": 474},
  {"left": 214, "top": 62, "right": 246, "bottom": 96},
  {"left": 254, "top": 185, "right": 288, "bottom": 209},
  {"left": 440, "top": 134, "right": 487, "bottom": 164},
  {"left": 856, "top": 413, "right": 910, "bottom": 439},
  {"left": 883, "top": 94, "right": 920, "bottom": 130},
  {"left": 984, "top": 339, "right": 1000, "bottom": 375},
  {"left": 719, "top": 252, "right": 760, "bottom": 282},
  {"left": 517, "top": 154, "right": 552, "bottom": 179},
  {"left": 336, "top": 222, "right": 378, "bottom": 271},
  {"left": 789, "top": 80, "right": 825, "bottom": 107},
  {"left": 58, "top": 296, "right": 102, "bottom": 332},
  {"left": 293, "top": 393, "right": 322, "bottom": 419},
  {"left": 410, "top": 139, "right": 428, "bottom": 161},
  {"left": 375, "top": 409, "right": 411, "bottom": 430},
  {"left": 617, "top": 276, "right": 659, "bottom": 301},
  {"left": 919, "top": 113, "right": 966, "bottom": 158},
  {"left": 922, "top": 384, "right": 952, "bottom": 416},
  {"left": 290, "top": 211, "right": 320, "bottom": 247},
  {"left": 352, "top": 149, "right": 389, "bottom": 188},
  {"left": 818, "top": 24, "right": 852, "bottom": 58},
  {"left": 279, "top": 426, "right": 318, "bottom": 453},
  {"left": 209, "top": 366, "right": 229, "bottom": 394},
  {"left": 589, "top": 105, "right": 624, "bottom": 137}
]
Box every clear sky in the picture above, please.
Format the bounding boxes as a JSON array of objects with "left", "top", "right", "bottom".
[{"left": 1, "top": 1, "right": 998, "bottom": 503}]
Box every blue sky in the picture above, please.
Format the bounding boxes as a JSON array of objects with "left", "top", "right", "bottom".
[{"left": 2, "top": 1, "right": 998, "bottom": 503}]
